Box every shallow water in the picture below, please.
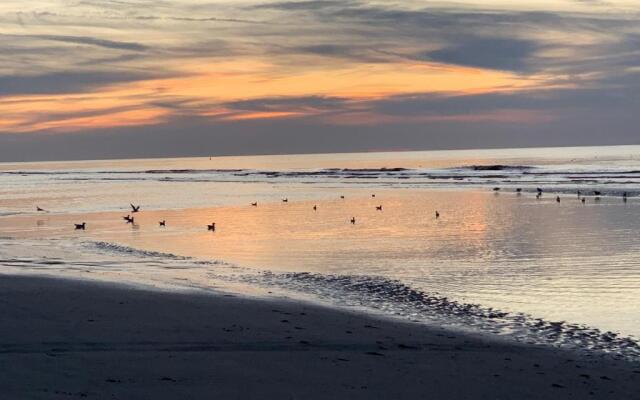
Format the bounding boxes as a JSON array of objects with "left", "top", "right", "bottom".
[{"left": 1, "top": 146, "right": 639, "bottom": 357}]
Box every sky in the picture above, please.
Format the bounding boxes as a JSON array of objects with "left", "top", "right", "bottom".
[{"left": 0, "top": 0, "right": 639, "bottom": 161}]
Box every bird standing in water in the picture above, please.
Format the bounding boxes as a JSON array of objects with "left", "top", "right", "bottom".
[
  {"left": 350, "top": 217, "right": 356, "bottom": 224},
  {"left": 435, "top": 211, "right": 440, "bottom": 219}
]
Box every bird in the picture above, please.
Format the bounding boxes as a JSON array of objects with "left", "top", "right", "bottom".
[
  {"left": 536, "top": 193, "right": 541, "bottom": 200},
  {"left": 74, "top": 223, "right": 86, "bottom": 230},
  {"left": 159, "top": 220, "right": 166, "bottom": 227},
  {"left": 207, "top": 223, "right": 216, "bottom": 231},
  {"left": 556, "top": 196, "right": 561, "bottom": 203},
  {"left": 435, "top": 211, "right": 440, "bottom": 219},
  {"left": 516, "top": 188, "right": 522, "bottom": 194},
  {"left": 123, "top": 215, "right": 134, "bottom": 224},
  {"left": 593, "top": 191, "right": 601, "bottom": 196},
  {"left": 36, "top": 206, "right": 46, "bottom": 212},
  {"left": 376, "top": 205, "right": 383, "bottom": 211},
  {"left": 371, "top": 194, "right": 376, "bottom": 198},
  {"left": 537, "top": 187, "right": 543, "bottom": 194},
  {"left": 251, "top": 202, "right": 258, "bottom": 207},
  {"left": 493, "top": 187, "right": 500, "bottom": 192},
  {"left": 581, "top": 197, "right": 586, "bottom": 204},
  {"left": 130, "top": 204, "right": 141, "bottom": 213},
  {"left": 340, "top": 195, "right": 345, "bottom": 199},
  {"left": 282, "top": 198, "right": 288, "bottom": 203},
  {"left": 350, "top": 217, "right": 356, "bottom": 224},
  {"left": 313, "top": 205, "right": 317, "bottom": 211}
]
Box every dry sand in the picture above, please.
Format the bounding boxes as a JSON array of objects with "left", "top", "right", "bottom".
[{"left": 0, "top": 275, "right": 638, "bottom": 399}]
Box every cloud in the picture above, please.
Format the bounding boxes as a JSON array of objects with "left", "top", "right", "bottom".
[
  {"left": 0, "top": 71, "right": 154, "bottom": 96},
  {"left": 425, "top": 37, "right": 539, "bottom": 72},
  {"left": 8, "top": 34, "right": 148, "bottom": 51}
]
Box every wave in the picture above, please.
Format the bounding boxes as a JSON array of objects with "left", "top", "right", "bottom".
[
  {"left": 87, "top": 241, "right": 192, "bottom": 260},
  {"left": 233, "top": 271, "right": 640, "bottom": 360}
]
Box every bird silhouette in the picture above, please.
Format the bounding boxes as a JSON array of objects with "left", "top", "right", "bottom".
[
  {"left": 36, "top": 206, "right": 46, "bottom": 212},
  {"left": 350, "top": 217, "right": 356, "bottom": 224},
  {"left": 159, "top": 220, "right": 166, "bottom": 227},
  {"left": 376, "top": 205, "right": 383, "bottom": 211},
  {"left": 251, "top": 202, "right": 258, "bottom": 207},
  {"left": 207, "top": 223, "right": 216, "bottom": 231},
  {"left": 123, "top": 215, "right": 134, "bottom": 224},
  {"left": 74, "top": 223, "right": 86, "bottom": 230},
  {"left": 556, "top": 196, "right": 561, "bottom": 203},
  {"left": 282, "top": 198, "right": 288, "bottom": 203},
  {"left": 313, "top": 205, "right": 317, "bottom": 211},
  {"left": 435, "top": 211, "right": 440, "bottom": 219},
  {"left": 130, "top": 204, "right": 141, "bottom": 213}
]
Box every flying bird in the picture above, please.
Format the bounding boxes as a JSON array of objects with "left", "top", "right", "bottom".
[
  {"left": 159, "top": 220, "right": 166, "bottom": 227},
  {"left": 130, "top": 204, "right": 141, "bottom": 213},
  {"left": 251, "top": 202, "right": 258, "bottom": 207},
  {"left": 123, "top": 215, "right": 134, "bottom": 224},
  {"left": 376, "top": 205, "right": 383, "bottom": 211},
  {"left": 207, "top": 223, "right": 216, "bottom": 231},
  {"left": 350, "top": 217, "right": 356, "bottom": 224},
  {"left": 36, "top": 206, "right": 46, "bottom": 212},
  {"left": 74, "top": 223, "right": 86, "bottom": 230}
]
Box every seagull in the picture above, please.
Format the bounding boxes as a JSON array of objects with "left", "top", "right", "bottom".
[
  {"left": 251, "top": 202, "right": 258, "bottom": 207},
  {"left": 556, "top": 196, "right": 561, "bottom": 203},
  {"left": 435, "top": 211, "right": 440, "bottom": 219},
  {"left": 376, "top": 205, "right": 383, "bottom": 211},
  {"left": 593, "top": 191, "right": 601, "bottom": 196},
  {"left": 581, "top": 197, "right": 586, "bottom": 204},
  {"left": 123, "top": 215, "right": 134, "bottom": 224},
  {"left": 371, "top": 194, "right": 376, "bottom": 198},
  {"left": 207, "top": 223, "right": 216, "bottom": 231},
  {"left": 516, "top": 188, "right": 522, "bottom": 194},
  {"left": 36, "top": 206, "right": 46, "bottom": 212},
  {"left": 282, "top": 198, "right": 288, "bottom": 203},
  {"left": 74, "top": 223, "right": 86, "bottom": 230},
  {"left": 350, "top": 217, "right": 356, "bottom": 224},
  {"left": 340, "top": 195, "right": 345, "bottom": 199},
  {"left": 493, "top": 187, "right": 500, "bottom": 192},
  {"left": 313, "top": 205, "right": 317, "bottom": 211},
  {"left": 130, "top": 204, "right": 141, "bottom": 213},
  {"left": 159, "top": 220, "right": 166, "bottom": 227}
]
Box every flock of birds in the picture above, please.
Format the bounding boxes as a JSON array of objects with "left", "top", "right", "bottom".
[
  {"left": 493, "top": 186, "right": 629, "bottom": 205},
  {"left": 34, "top": 187, "right": 630, "bottom": 231}
]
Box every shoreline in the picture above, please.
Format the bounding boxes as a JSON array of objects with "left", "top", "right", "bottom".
[{"left": 0, "top": 274, "right": 637, "bottom": 399}]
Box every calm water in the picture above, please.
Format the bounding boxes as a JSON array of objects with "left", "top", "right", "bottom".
[{"left": 1, "top": 145, "right": 639, "bottom": 357}]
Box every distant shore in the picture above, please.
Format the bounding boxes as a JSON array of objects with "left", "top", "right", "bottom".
[{"left": 0, "top": 275, "right": 637, "bottom": 399}]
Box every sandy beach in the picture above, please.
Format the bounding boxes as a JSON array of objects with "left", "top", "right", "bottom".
[{"left": 0, "top": 275, "right": 637, "bottom": 400}]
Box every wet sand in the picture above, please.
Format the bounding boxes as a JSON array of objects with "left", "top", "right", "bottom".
[{"left": 0, "top": 275, "right": 637, "bottom": 399}]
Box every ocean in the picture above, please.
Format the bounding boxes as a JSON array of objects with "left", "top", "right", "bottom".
[{"left": 1, "top": 145, "right": 639, "bottom": 359}]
